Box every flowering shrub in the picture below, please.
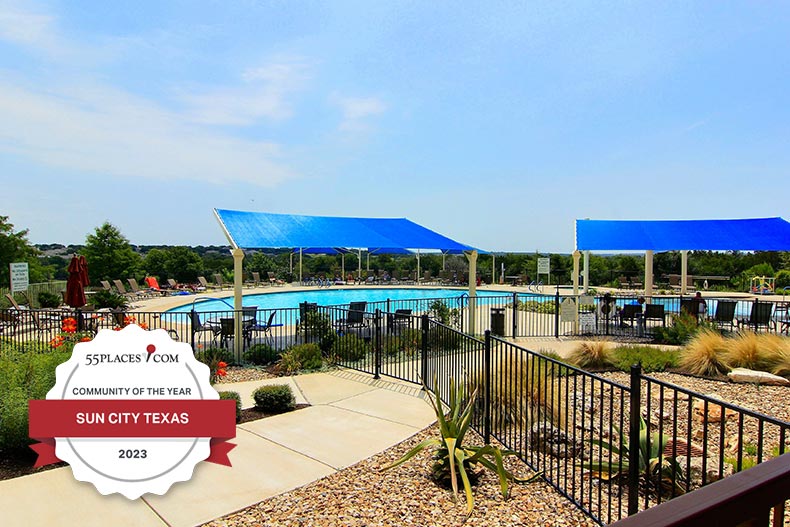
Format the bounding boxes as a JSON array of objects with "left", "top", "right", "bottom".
[
  {"left": 50, "top": 317, "right": 94, "bottom": 351},
  {"left": 113, "top": 315, "right": 148, "bottom": 331}
]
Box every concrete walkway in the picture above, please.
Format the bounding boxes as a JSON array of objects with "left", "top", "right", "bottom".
[{"left": 0, "top": 370, "right": 435, "bottom": 527}]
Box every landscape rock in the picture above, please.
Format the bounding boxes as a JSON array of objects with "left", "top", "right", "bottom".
[
  {"left": 676, "top": 455, "right": 733, "bottom": 484},
  {"left": 727, "top": 368, "right": 790, "bottom": 387},
  {"left": 529, "top": 422, "right": 584, "bottom": 459}
]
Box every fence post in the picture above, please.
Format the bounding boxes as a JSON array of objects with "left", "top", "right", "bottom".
[
  {"left": 190, "top": 308, "right": 196, "bottom": 351},
  {"left": 628, "top": 363, "right": 642, "bottom": 515},
  {"left": 420, "top": 314, "right": 429, "bottom": 389},
  {"left": 374, "top": 309, "right": 381, "bottom": 379},
  {"left": 554, "top": 287, "right": 560, "bottom": 339},
  {"left": 484, "top": 330, "right": 492, "bottom": 445},
  {"left": 512, "top": 292, "right": 518, "bottom": 337}
]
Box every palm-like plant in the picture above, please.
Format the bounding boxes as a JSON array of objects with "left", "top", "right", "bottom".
[
  {"left": 381, "top": 376, "right": 541, "bottom": 515},
  {"left": 580, "top": 416, "right": 685, "bottom": 496}
]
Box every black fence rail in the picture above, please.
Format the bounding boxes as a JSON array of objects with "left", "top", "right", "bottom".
[{"left": 335, "top": 317, "right": 790, "bottom": 525}]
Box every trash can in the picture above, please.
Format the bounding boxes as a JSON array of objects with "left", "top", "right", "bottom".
[{"left": 491, "top": 308, "right": 505, "bottom": 336}]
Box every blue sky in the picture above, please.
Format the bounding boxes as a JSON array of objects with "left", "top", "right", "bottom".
[{"left": 2, "top": 1, "right": 789, "bottom": 252}]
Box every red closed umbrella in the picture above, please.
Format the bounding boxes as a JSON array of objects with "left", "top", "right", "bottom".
[{"left": 65, "top": 256, "right": 87, "bottom": 308}]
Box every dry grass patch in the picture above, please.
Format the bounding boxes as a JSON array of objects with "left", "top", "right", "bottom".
[
  {"left": 679, "top": 329, "right": 729, "bottom": 377},
  {"left": 569, "top": 340, "right": 612, "bottom": 369}
]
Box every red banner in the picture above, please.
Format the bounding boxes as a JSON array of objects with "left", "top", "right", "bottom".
[{"left": 28, "top": 399, "right": 237, "bottom": 467}]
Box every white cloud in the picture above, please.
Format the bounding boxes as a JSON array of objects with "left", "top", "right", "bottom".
[
  {"left": 0, "top": 2, "right": 60, "bottom": 52},
  {"left": 0, "top": 78, "right": 297, "bottom": 186},
  {"left": 331, "top": 94, "right": 387, "bottom": 132},
  {"left": 179, "top": 58, "right": 311, "bottom": 126}
]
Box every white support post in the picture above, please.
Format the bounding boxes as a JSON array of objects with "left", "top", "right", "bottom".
[
  {"left": 231, "top": 248, "right": 244, "bottom": 363},
  {"left": 645, "top": 250, "right": 654, "bottom": 300},
  {"left": 466, "top": 250, "right": 478, "bottom": 334},
  {"left": 583, "top": 251, "right": 590, "bottom": 294},
  {"left": 572, "top": 250, "right": 581, "bottom": 334}
]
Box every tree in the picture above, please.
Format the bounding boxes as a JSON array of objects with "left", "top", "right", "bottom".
[
  {"left": 82, "top": 223, "right": 142, "bottom": 284},
  {"left": 0, "top": 215, "right": 48, "bottom": 286}
]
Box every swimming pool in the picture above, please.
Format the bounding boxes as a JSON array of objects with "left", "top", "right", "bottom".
[{"left": 167, "top": 288, "right": 519, "bottom": 313}]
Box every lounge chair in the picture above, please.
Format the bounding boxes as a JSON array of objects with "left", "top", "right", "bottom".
[
  {"left": 709, "top": 300, "right": 737, "bottom": 330},
  {"left": 0, "top": 310, "right": 21, "bottom": 336},
  {"left": 213, "top": 273, "right": 227, "bottom": 290},
  {"left": 268, "top": 272, "right": 284, "bottom": 287},
  {"left": 100, "top": 280, "right": 113, "bottom": 293},
  {"left": 196, "top": 276, "right": 218, "bottom": 291},
  {"left": 29, "top": 310, "right": 61, "bottom": 339},
  {"left": 5, "top": 293, "right": 27, "bottom": 311},
  {"left": 112, "top": 279, "right": 140, "bottom": 300},
  {"left": 735, "top": 302, "right": 775, "bottom": 332},
  {"left": 250, "top": 272, "right": 262, "bottom": 288},
  {"left": 127, "top": 278, "right": 154, "bottom": 299}
]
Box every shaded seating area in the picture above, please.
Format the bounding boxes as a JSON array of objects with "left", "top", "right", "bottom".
[{"left": 643, "top": 304, "right": 665, "bottom": 327}]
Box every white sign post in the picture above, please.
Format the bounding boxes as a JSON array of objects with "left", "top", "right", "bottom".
[{"left": 10, "top": 262, "right": 29, "bottom": 293}]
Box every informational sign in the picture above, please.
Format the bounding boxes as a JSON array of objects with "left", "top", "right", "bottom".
[
  {"left": 579, "top": 311, "right": 596, "bottom": 333},
  {"left": 28, "top": 325, "right": 237, "bottom": 499},
  {"left": 560, "top": 297, "right": 577, "bottom": 322},
  {"left": 10, "top": 262, "right": 29, "bottom": 292},
  {"left": 537, "top": 257, "right": 550, "bottom": 275}
]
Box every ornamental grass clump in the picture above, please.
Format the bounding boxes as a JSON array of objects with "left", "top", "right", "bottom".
[
  {"left": 471, "top": 351, "right": 566, "bottom": 430},
  {"left": 381, "top": 376, "right": 541, "bottom": 516},
  {"left": 725, "top": 331, "right": 771, "bottom": 371},
  {"left": 569, "top": 340, "right": 612, "bottom": 369},
  {"left": 253, "top": 384, "right": 295, "bottom": 414},
  {"left": 679, "top": 329, "right": 729, "bottom": 377}
]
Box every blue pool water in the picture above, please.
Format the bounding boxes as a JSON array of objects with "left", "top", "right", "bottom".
[{"left": 167, "top": 288, "right": 519, "bottom": 313}]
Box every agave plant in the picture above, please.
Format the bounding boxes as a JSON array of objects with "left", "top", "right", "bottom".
[
  {"left": 381, "top": 376, "right": 541, "bottom": 515},
  {"left": 579, "top": 416, "right": 685, "bottom": 496}
]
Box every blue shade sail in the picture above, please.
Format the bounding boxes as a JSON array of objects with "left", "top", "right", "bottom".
[
  {"left": 576, "top": 217, "right": 790, "bottom": 251},
  {"left": 214, "top": 209, "right": 481, "bottom": 252}
]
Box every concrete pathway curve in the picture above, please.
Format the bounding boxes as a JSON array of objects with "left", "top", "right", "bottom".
[{"left": 0, "top": 370, "right": 435, "bottom": 527}]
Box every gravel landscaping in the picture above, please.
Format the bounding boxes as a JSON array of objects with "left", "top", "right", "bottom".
[{"left": 201, "top": 371, "right": 789, "bottom": 527}]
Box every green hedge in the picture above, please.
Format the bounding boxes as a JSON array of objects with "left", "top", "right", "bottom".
[{"left": 253, "top": 384, "right": 295, "bottom": 414}]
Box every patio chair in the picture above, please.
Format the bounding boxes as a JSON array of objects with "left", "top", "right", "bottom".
[
  {"left": 217, "top": 318, "right": 236, "bottom": 348},
  {"left": 113, "top": 279, "right": 140, "bottom": 301},
  {"left": 250, "top": 272, "right": 262, "bottom": 287},
  {"left": 680, "top": 299, "right": 697, "bottom": 317},
  {"left": 644, "top": 304, "right": 666, "bottom": 327},
  {"left": 735, "top": 302, "right": 775, "bottom": 332},
  {"left": 213, "top": 273, "right": 227, "bottom": 290},
  {"left": 619, "top": 304, "right": 643, "bottom": 327},
  {"left": 268, "top": 272, "right": 284, "bottom": 286},
  {"left": 710, "top": 300, "right": 737, "bottom": 330},
  {"left": 100, "top": 280, "right": 113, "bottom": 293},
  {"left": 386, "top": 308, "right": 413, "bottom": 333},
  {"left": 336, "top": 302, "right": 368, "bottom": 331},
  {"left": 245, "top": 311, "right": 280, "bottom": 345},
  {"left": 190, "top": 311, "right": 220, "bottom": 341}
]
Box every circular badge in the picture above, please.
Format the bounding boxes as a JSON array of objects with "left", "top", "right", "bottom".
[{"left": 29, "top": 325, "right": 236, "bottom": 499}]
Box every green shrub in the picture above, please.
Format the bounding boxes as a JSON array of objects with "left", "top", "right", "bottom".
[
  {"left": 383, "top": 329, "right": 422, "bottom": 357},
  {"left": 252, "top": 384, "right": 295, "bottom": 413},
  {"left": 37, "top": 291, "right": 61, "bottom": 308},
  {"left": 244, "top": 343, "right": 278, "bottom": 365},
  {"left": 279, "top": 343, "right": 322, "bottom": 373},
  {"left": 331, "top": 334, "right": 369, "bottom": 362},
  {"left": 218, "top": 391, "right": 242, "bottom": 423},
  {"left": 195, "top": 347, "right": 234, "bottom": 366},
  {"left": 428, "top": 300, "right": 460, "bottom": 327},
  {"left": 0, "top": 349, "right": 71, "bottom": 452},
  {"left": 775, "top": 270, "right": 790, "bottom": 289},
  {"left": 299, "top": 311, "right": 336, "bottom": 354},
  {"left": 611, "top": 345, "right": 679, "bottom": 373},
  {"left": 653, "top": 312, "right": 714, "bottom": 345},
  {"left": 92, "top": 289, "right": 129, "bottom": 310},
  {"left": 516, "top": 300, "right": 557, "bottom": 314}
]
